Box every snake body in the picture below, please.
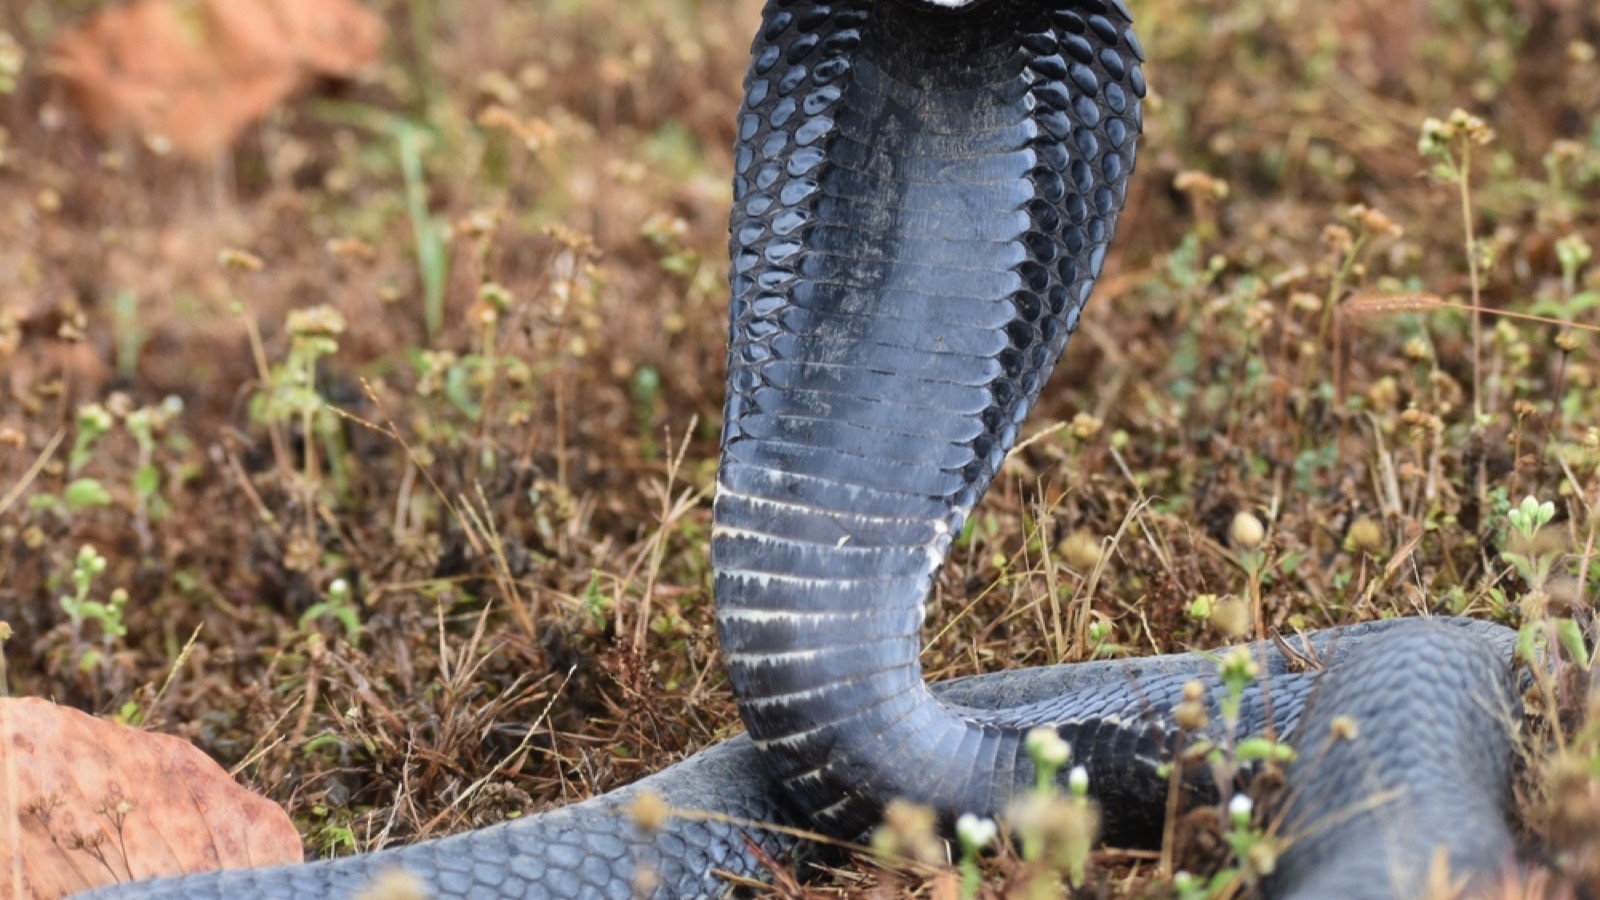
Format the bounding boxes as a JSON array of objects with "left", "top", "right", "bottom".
[
  {"left": 79, "top": 620, "right": 1518, "bottom": 899},
  {"left": 80, "top": 2, "right": 1524, "bottom": 898},
  {"left": 715, "top": 0, "right": 1148, "bottom": 840}
]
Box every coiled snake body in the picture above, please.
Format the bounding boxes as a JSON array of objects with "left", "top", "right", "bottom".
[{"left": 84, "top": 2, "right": 1522, "bottom": 898}]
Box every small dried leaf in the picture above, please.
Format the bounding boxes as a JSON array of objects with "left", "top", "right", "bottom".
[{"left": 0, "top": 697, "right": 301, "bottom": 899}]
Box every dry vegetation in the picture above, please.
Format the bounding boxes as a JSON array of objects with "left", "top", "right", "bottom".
[{"left": 2, "top": 0, "right": 1599, "bottom": 896}]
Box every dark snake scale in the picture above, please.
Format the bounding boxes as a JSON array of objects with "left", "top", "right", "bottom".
[{"left": 81, "top": 2, "right": 1524, "bottom": 898}]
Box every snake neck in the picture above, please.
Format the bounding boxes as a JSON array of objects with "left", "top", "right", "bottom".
[{"left": 713, "top": 0, "right": 1145, "bottom": 837}]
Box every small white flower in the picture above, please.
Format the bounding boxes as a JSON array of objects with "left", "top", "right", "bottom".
[
  {"left": 1219, "top": 646, "right": 1260, "bottom": 683},
  {"left": 77, "top": 544, "right": 107, "bottom": 574},
  {"left": 1228, "top": 793, "right": 1254, "bottom": 828},
  {"left": 1024, "top": 727, "right": 1071, "bottom": 769},
  {"left": 956, "top": 813, "right": 997, "bottom": 852},
  {"left": 1068, "top": 765, "right": 1089, "bottom": 797}
]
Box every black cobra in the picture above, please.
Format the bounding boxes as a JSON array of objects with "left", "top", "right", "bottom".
[{"left": 81, "top": 2, "right": 1524, "bottom": 898}]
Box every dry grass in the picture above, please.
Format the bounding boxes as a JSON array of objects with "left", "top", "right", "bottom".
[{"left": 1, "top": 0, "right": 1598, "bottom": 895}]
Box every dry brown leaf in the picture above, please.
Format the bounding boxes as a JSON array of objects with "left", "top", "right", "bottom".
[
  {"left": 0, "top": 697, "right": 301, "bottom": 900},
  {"left": 50, "top": 0, "right": 383, "bottom": 159}
]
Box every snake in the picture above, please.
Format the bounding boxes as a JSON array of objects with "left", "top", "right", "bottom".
[{"left": 81, "top": 1, "right": 1526, "bottom": 898}]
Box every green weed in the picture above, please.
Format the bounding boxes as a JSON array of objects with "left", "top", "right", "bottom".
[{"left": 57, "top": 544, "right": 128, "bottom": 674}]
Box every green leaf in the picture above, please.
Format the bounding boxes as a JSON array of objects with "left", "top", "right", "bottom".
[
  {"left": 1557, "top": 618, "right": 1590, "bottom": 668},
  {"left": 443, "top": 359, "right": 483, "bottom": 420},
  {"left": 1515, "top": 622, "right": 1539, "bottom": 665},
  {"left": 1235, "top": 736, "right": 1297, "bottom": 763},
  {"left": 581, "top": 571, "right": 610, "bottom": 630},
  {"left": 1276, "top": 550, "right": 1308, "bottom": 576},
  {"left": 304, "top": 735, "right": 346, "bottom": 755},
  {"left": 64, "top": 478, "right": 112, "bottom": 509},
  {"left": 661, "top": 253, "right": 696, "bottom": 275},
  {"left": 133, "top": 464, "right": 160, "bottom": 499}
]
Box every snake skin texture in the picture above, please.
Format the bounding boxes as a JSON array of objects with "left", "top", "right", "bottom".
[
  {"left": 80, "top": 620, "right": 1519, "bottom": 898},
  {"left": 714, "top": 0, "right": 1149, "bottom": 839},
  {"left": 76, "top": 737, "right": 798, "bottom": 899},
  {"left": 1269, "top": 623, "right": 1520, "bottom": 900},
  {"left": 76, "top": 2, "right": 1528, "bottom": 898}
]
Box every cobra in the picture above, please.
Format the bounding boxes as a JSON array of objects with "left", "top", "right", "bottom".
[{"left": 82, "top": 2, "right": 1524, "bottom": 898}]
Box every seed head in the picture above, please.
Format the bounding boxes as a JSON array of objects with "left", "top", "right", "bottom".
[
  {"left": 628, "top": 791, "right": 670, "bottom": 833},
  {"left": 1230, "top": 511, "right": 1265, "bottom": 550},
  {"left": 1058, "top": 530, "right": 1103, "bottom": 571},
  {"left": 1346, "top": 517, "right": 1384, "bottom": 554}
]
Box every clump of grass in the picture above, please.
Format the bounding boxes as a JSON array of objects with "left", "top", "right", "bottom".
[
  {"left": 1006, "top": 728, "right": 1097, "bottom": 895},
  {"left": 56, "top": 543, "right": 128, "bottom": 675},
  {"left": 870, "top": 727, "right": 1098, "bottom": 899},
  {"left": 1172, "top": 793, "right": 1277, "bottom": 900},
  {"left": 300, "top": 577, "right": 359, "bottom": 645},
  {"left": 1417, "top": 109, "right": 1496, "bottom": 424}
]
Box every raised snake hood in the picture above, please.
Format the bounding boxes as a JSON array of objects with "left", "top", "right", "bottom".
[{"left": 714, "top": 0, "right": 1147, "bottom": 837}]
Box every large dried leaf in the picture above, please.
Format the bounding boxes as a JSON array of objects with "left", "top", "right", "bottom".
[
  {"left": 0, "top": 697, "right": 301, "bottom": 899},
  {"left": 50, "top": 0, "right": 384, "bottom": 158}
]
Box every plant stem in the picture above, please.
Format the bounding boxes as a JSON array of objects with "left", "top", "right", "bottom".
[{"left": 1458, "top": 141, "right": 1482, "bottom": 423}]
